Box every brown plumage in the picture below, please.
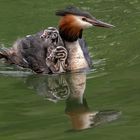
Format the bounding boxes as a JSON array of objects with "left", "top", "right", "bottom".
[{"left": 59, "top": 15, "right": 83, "bottom": 42}]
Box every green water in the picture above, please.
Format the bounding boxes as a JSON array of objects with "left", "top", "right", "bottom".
[{"left": 0, "top": 0, "right": 140, "bottom": 140}]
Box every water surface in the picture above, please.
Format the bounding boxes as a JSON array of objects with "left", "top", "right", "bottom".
[{"left": 0, "top": 0, "right": 140, "bottom": 140}]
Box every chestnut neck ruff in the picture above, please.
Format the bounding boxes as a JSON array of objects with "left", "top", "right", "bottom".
[{"left": 58, "top": 15, "right": 83, "bottom": 42}]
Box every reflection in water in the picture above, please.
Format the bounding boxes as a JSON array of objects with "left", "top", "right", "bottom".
[
  {"left": 26, "top": 72, "right": 121, "bottom": 131},
  {"left": 26, "top": 74, "right": 71, "bottom": 102}
]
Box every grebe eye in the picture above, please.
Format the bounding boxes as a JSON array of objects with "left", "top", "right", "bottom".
[{"left": 82, "top": 18, "right": 87, "bottom": 21}]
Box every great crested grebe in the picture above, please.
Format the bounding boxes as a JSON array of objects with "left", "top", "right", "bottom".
[
  {"left": 56, "top": 6, "right": 114, "bottom": 71},
  {"left": 0, "top": 6, "right": 114, "bottom": 74}
]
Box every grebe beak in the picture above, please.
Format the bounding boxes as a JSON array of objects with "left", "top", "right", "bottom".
[{"left": 86, "top": 17, "right": 115, "bottom": 28}]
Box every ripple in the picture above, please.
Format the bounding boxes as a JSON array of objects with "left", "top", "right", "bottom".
[
  {"left": 128, "top": 55, "right": 140, "bottom": 66},
  {"left": 96, "top": 35, "right": 107, "bottom": 40},
  {"left": 109, "top": 41, "right": 120, "bottom": 46},
  {"left": 123, "top": 9, "right": 131, "bottom": 14},
  {"left": 0, "top": 70, "right": 31, "bottom": 77},
  {"left": 129, "top": 0, "right": 138, "bottom": 4}
]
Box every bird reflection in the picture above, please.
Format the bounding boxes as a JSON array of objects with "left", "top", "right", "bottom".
[{"left": 26, "top": 72, "right": 121, "bottom": 131}]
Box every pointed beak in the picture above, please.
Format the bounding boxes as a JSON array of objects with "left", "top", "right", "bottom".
[{"left": 87, "top": 18, "right": 115, "bottom": 28}]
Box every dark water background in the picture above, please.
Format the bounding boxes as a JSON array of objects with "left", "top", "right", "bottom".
[{"left": 0, "top": 0, "right": 140, "bottom": 140}]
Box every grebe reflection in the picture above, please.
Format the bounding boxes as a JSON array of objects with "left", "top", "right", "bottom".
[{"left": 26, "top": 72, "right": 121, "bottom": 131}]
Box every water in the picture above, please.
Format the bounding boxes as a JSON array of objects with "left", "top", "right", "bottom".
[{"left": 0, "top": 0, "right": 140, "bottom": 140}]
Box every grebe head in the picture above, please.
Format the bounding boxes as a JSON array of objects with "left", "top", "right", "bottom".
[{"left": 56, "top": 6, "right": 114, "bottom": 42}]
